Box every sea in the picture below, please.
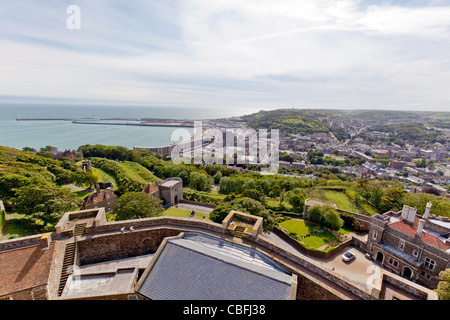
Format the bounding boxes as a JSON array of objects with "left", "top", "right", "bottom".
[{"left": 0, "top": 104, "right": 260, "bottom": 151}]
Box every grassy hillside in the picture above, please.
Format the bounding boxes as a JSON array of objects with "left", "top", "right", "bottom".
[
  {"left": 91, "top": 167, "right": 118, "bottom": 187},
  {"left": 90, "top": 157, "right": 160, "bottom": 193},
  {"left": 307, "top": 186, "right": 379, "bottom": 215},
  {"left": 241, "top": 109, "right": 350, "bottom": 140}
]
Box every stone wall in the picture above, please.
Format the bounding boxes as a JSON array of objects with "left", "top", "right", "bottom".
[
  {"left": 77, "top": 228, "right": 182, "bottom": 265},
  {"left": 296, "top": 274, "right": 342, "bottom": 300},
  {"left": 6, "top": 286, "right": 48, "bottom": 300},
  {"left": 0, "top": 234, "right": 42, "bottom": 251},
  {"left": 179, "top": 199, "right": 216, "bottom": 208}
]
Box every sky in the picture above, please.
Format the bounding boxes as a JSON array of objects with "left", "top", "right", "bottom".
[{"left": 1, "top": 0, "right": 450, "bottom": 112}]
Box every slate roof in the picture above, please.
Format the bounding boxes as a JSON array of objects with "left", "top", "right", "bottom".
[{"left": 137, "top": 233, "right": 293, "bottom": 300}]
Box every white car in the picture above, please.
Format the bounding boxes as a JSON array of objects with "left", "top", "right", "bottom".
[{"left": 342, "top": 251, "right": 356, "bottom": 262}]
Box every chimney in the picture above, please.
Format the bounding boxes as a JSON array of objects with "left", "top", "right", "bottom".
[
  {"left": 95, "top": 184, "right": 100, "bottom": 194},
  {"left": 423, "top": 202, "right": 432, "bottom": 220},
  {"left": 40, "top": 233, "right": 51, "bottom": 251},
  {"left": 401, "top": 205, "right": 410, "bottom": 220},
  {"left": 408, "top": 207, "right": 417, "bottom": 225},
  {"left": 415, "top": 219, "right": 425, "bottom": 239}
]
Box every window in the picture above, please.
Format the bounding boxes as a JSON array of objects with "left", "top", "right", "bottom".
[
  {"left": 424, "top": 258, "right": 436, "bottom": 271},
  {"left": 413, "top": 250, "right": 419, "bottom": 258},
  {"left": 93, "top": 197, "right": 97, "bottom": 202},
  {"left": 372, "top": 230, "right": 378, "bottom": 241},
  {"left": 398, "top": 239, "right": 406, "bottom": 251},
  {"left": 388, "top": 258, "right": 399, "bottom": 267}
]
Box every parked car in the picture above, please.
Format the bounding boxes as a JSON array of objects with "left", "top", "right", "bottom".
[{"left": 342, "top": 251, "right": 356, "bottom": 262}]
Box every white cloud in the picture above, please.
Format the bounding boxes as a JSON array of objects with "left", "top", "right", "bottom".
[{"left": 0, "top": 0, "right": 450, "bottom": 111}]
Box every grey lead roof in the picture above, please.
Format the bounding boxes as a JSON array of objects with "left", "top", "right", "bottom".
[{"left": 138, "top": 232, "right": 293, "bottom": 300}]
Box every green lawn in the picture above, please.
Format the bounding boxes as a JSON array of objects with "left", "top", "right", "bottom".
[
  {"left": 163, "top": 207, "right": 211, "bottom": 220},
  {"left": 278, "top": 219, "right": 316, "bottom": 237},
  {"left": 302, "top": 230, "right": 338, "bottom": 249},
  {"left": 1, "top": 213, "right": 37, "bottom": 239},
  {"left": 266, "top": 199, "right": 293, "bottom": 210},
  {"left": 163, "top": 207, "right": 192, "bottom": 218},
  {"left": 338, "top": 225, "right": 353, "bottom": 235},
  {"left": 278, "top": 218, "right": 340, "bottom": 250}
]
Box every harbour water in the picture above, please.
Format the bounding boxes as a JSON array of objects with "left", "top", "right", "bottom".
[{"left": 0, "top": 104, "right": 259, "bottom": 151}]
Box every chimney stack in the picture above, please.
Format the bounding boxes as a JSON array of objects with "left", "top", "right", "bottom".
[
  {"left": 423, "top": 202, "right": 432, "bottom": 220},
  {"left": 416, "top": 219, "right": 425, "bottom": 239},
  {"left": 401, "top": 205, "right": 410, "bottom": 220},
  {"left": 40, "top": 233, "right": 51, "bottom": 251}
]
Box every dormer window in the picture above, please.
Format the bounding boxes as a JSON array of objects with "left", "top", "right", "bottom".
[{"left": 398, "top": 239, "right": 405, "bottom": 251}]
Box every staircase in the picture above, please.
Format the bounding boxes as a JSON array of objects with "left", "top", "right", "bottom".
[
  {"left": 73, "top": 223, "right": 86, "bottom": 236},
  {"left": 57, "top": 241, "right": 76, "bottom": 296},
  {"left": 57, "top": 223, "right": 86, "bottom": 296},
  {"left": 234, "top": 226, "right": 246, "bottom": 238}
]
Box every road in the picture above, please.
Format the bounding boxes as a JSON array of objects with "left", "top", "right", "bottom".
[{"left": 263, "top": 230, "right": 380, "bottom": 291}]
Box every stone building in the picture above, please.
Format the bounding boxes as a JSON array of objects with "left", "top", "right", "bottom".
[
  {"left": 143, "top": 177, "right": 183, "bottom": 206},
  {"left": 367, "top": 203, "right": 450, "bottom": 289},
  {"left": 83, "top": 186, "right": 118, "bottom": 213}
]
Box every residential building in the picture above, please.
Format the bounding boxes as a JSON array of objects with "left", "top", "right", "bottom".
[
  {"left": 83, "top": 186, "right": 117, "bottom": 213},
  {"left": 367, "top": 203, "right": 450, "bottom": 288}
]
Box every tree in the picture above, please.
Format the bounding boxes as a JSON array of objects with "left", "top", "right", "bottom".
[
  {"left": 288, "top": 188, "right": 307, "bottom": 213},
  {"left": 13, "top": 185, "right": 82, "bottom": 231},
  {"left": 70, "top": 171, "right": 99, "bottom": 189},
  {"left": 114, "top": 192, "right": 163, "bottom": 220},
  {"left": 307, "top": 204, "right": 344, "bottom": 230},
  {"left": 212, "top": 171, "right": 222, "bottom": 184},
  {"left": 240, "top": 188, "right": 265, "bottom": 203},
  {"left": 209, "top": 205, "right": 234, "bottom": 224},
  {"left": 231, "top": 197, "right": 274, "bottom": 232},
  {"left": 189, "top": 171, "right": 212, "bottom": 192},
  {"left": 436, "top": 269, "right": 450, "bottom": 300},
  {"left": 416, "top": 158, "right": 427, "bottom": 168},
  {"left": 323, "top": 206, "right": 344, "bottom": 230}
]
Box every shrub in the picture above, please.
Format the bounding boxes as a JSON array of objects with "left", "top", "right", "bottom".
[{"left": 307, "top": 204, "right": 344, "bottom": 230}]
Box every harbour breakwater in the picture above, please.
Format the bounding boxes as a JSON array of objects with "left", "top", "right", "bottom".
[{"left": 16, "top": 117, "right": 194, "bottom": 128}]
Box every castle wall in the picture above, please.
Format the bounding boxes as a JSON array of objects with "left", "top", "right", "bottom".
[{"left": 77, "top": 228, "right": 181, "bottom": 265}]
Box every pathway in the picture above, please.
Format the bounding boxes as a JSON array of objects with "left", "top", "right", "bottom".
[{"left": 65, "top": 183, "right": 92, "bottom": 193}]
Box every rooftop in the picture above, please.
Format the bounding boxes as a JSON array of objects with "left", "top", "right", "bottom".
[
  {"left": 160, "top": 180, "right": 180, "bottom": 188},
  {"left": 60, "top": 254, "right": 154, "bottom": 299},
  {"left": 137, "top": 232, "right": 295, "bottom": 300},
  {"left": 0, "top": 242, "right": 54, "bottom": 297},
  {"left": 389, "top": 219, "right": 450, "bottom": 251}
]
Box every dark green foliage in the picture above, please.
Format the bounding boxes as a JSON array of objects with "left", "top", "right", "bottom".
[
  {"left": 307, "top": 204, "right": 344, "bottom": 230},
  {"left": 115, "top": 192, "right": 164, "bottom": 220},
  {"left": 213, "top": 197, "right": 275, "bottom": 232},
  {"left": 13, "top": 184, "right": 82, "bottom": 231}
]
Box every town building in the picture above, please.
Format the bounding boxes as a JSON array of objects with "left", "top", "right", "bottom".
[{"left": 367, "top": 203, "right": 450, "bottom": 288}]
